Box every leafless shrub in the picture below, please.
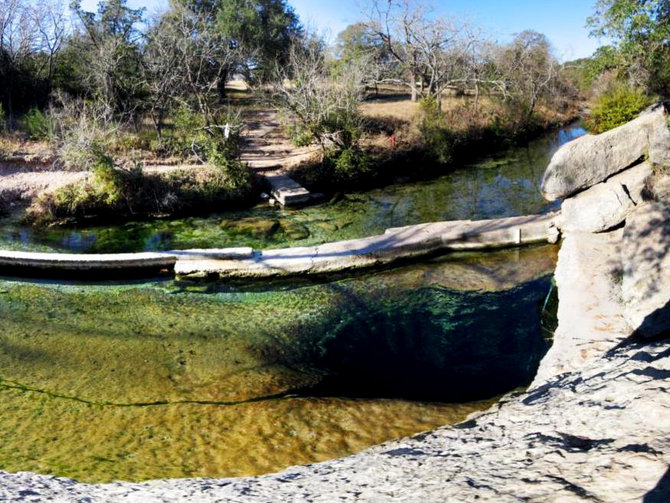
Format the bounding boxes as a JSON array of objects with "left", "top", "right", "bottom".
[
  {"left": 271, "top": 40, "right": 369, "bottom": 151},
  {"left": 47, "top": 91, "right": 120, "bottom": 171}
]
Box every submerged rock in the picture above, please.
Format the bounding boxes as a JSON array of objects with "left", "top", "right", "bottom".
[
  {"left": 559, "top": 161, "right": 651, "bottom": 233},
  {"left": 622, "top": 202, "right": 670, "bottom": 339},
  {"left": 541, "top": 104, "right": 668, "bottom": 200},
  {"left": 278, "top": 219, "right": 310, "bottom": 240},
  {"left": 220, "top": 217, "right": 281, "bottom": 238}
]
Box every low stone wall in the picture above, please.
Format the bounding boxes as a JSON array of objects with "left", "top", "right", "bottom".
[
  {"left": 0, "top": 213, "right": 560, "bottom": 280},
  {"left": 174, "top": 212, "right": 560, "bottom": 279}
]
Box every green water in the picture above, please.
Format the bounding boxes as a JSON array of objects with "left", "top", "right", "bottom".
[
  {"left": 0, "top": 246, "right": 556, "bottom": 482},
  {"left": 0, "top": 123, "right": 585, "bottom": 253}
]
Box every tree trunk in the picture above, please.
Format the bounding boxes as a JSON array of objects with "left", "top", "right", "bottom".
[
  {"left": 410, "top": 71, "right": 417, "bottom": 102},
  {"left": 218, "top": 68, "right": 229, "bottom": 102},
  {"left": 7, "top": 93, "right": 14, "bottom": 131}
]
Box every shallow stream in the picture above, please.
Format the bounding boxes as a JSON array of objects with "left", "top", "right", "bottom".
[{"left": 0, "top": 123, "right": 585, "bottom": 253}]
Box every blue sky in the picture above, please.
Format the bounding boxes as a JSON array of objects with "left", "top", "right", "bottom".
[{"left": 80, "top": 0, "right": 605, "bottom": 61}]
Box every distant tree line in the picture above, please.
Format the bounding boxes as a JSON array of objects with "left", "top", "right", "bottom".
[
  {"left": 0, "top": 0, "right": 301, "bottom": 128},
  {"left": 332, "top": 0, "right": 571, "bottom": 119}
]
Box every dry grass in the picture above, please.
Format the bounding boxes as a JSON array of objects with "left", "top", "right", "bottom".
[
  {"left": 361, "top": 94, "right": 577, "bottom": 137},
  {"left": 361, "top": 99, "right": 419, "bottom": 121},
  {"left": 361, "top": 95, "right": 502, "bottom": 128},
  {"left": 0, "top": 135, "right": 54, "bottom": 165}
]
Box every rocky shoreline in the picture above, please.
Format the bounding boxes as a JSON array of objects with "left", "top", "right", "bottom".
[{"left": 1, "top": 106, "right": 670, "bottom": 501}]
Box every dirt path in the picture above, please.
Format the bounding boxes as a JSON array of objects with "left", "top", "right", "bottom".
[
  {"left": 0, "top": 108, "right": 319, "bottom": 211},
  {"left": 239, "top": 108, "right": 318, "bottom": 173}
]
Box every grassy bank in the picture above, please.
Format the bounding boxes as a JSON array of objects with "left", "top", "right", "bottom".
[
  {"left": 290, "top": 93, "right": 581, "bottom": 194},
  {"left": 28, "top": 162, "right": 259, "bottom": 226}
]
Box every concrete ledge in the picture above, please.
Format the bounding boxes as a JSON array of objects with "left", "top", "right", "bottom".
[
  {"left": 175, "top": 212, "right": 560, "bottom": 280},
  {"left": 0, "top": 250, "right": 176, "bottom": 270},
  {"left": 0, "top": 213, "right": 559, "bottom": 279},
  {"left": 169, "top": 248, "right": 254, "bottom": 260}
]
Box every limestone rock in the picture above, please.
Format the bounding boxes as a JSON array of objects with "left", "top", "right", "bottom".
[
  {"left": 541, "top": 104, "right": 668, "bottom": 200},
  {"left": 648, "top": 173, "right": 670, "bottom": 204},
  {"left": 559, "top": 161, "right": 651, "bottom": 233},
  {"left": 622, "top": 202, "right": 670, "bottom": 339},
  {"left": 648, "top": 102, "right": 670, "bottom": 171},
  {"left": 532, "top": 229, "right": 629, "bottom": 385}
]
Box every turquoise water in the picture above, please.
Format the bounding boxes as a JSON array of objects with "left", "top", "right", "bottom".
[
  {"left": 0, "top": 123, "right": 585, "bottom": 253},
  {"left": 0, "top": 123, "right": 570, "bottom": 481},
  {"left": 0, "top": 247, "right": 556, "bottom": 481}
]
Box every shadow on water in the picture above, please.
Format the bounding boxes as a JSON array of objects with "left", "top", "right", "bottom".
[{"left": 301, "top": 276, "right": 552, "bottom": 402}]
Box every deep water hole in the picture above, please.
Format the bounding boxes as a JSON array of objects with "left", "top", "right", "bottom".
[{"left": 0, "top": 245, "right": 558, "bottom": 482}]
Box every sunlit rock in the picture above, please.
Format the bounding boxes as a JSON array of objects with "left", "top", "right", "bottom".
[
  {"left": 559, "top": 161, "right": 651, "bottom": 233},
  {"left": 541, "top": 104, "right": 668, "bottom": 200}
]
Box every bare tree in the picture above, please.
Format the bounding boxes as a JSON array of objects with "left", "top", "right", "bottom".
[
  {"left": 30, "top": 0, "right": 67, "bottom": 94},
  {"left": 143, "top": 3, "right": 241, "bottom": 132},
  {"left": 71, "top": 0, "right": 145, "bottom": 119},
  {"left": 494, "top": 30, "right": 559, "bottom": 119},
  {"left": 271, "top": 40, "right": 369, "bottom": 153},
  {"left": 0, "top": 0, "right": 38, "bottom": 123},
  {"left": 366, "top": 0, "right": 477, "bottom": 104}
]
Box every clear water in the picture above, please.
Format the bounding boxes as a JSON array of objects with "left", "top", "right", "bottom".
[
  {"left": 0, "top": 125, "right": 572, "bottom": 482},
  {"left": 0, "top": 245, "right": 557, "bottom": 482},
  {"left": 0, "top": 123, "right": 585, "bottom": 253}
]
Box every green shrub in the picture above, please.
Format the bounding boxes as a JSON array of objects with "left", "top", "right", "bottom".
[
  {"left": 327, "top": 147, "right": 371, "bottom": 185},
  {"left": 21, "top": 107, "right": 53, "bottom": 140},
  {"left": 586, "top": 85, "right": 652, "bottom": 134},
  {"left": 169, "top": 104, "right": 242, "bottom": 163},
  {"left": 89, "top": 148, "right": 127, "bottom": 207},
  {"left": 30, "top": 160, "right": 257, "bottom": 225},
  {"left": 47, "top": 95, "right": 118, "bottom": 171},
  {"left": 112, "top": 129, "right": 162, "bottom": 154},
  {"left": 286, "top": 124, "right": 314, "bottom": 147},
  {"left": 418, "top": 96, "right": 457, "bottom": 164}
]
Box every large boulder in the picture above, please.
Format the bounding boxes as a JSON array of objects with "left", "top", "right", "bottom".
[
  {"left": 541, "top": 104, "right": 668, "bottom": 201},
  {"left": 622, "top": 201, "right": 670, "bottom": 339},
  {"left": 649, "top": 102, "right": 670, "bottom": 171},
  {"left": 559, "top": 161, "right": 651, "bottom": 233}
]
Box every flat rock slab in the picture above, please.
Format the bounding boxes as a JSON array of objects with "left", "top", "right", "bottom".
[
  {"left": 559, "top": 161, "right": 651, "bottom": 233},
  {"left": 541, "top": 104, "right": 668, "bottom": 200},
  {"left": 169, "top": 248, "right": 254, "bottom": 260},
  {"left": 175, "top": 213, "right": 559, "bottom": 279},
  {"left": 262, "top": 172, "right": 312, "bottom": 206}
]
